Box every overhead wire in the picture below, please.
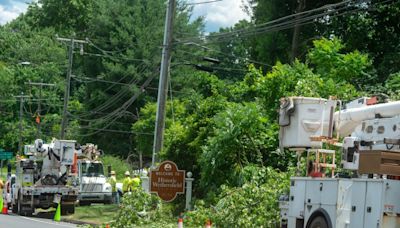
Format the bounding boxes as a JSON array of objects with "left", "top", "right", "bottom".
[
  {"left": 185, "top": 0, "right": 223, "bottom": 5},
  {"left": 176, "top": 50, "right": 249, "bottom": 72},
  {"left": 69, "top": 62, "right": 150, "bottom": 121},
  {"left": 72, "top": 75, "right": 132, "bottom": 86},
  {"left": 176, "top": 0, "right": 354, "bottom": 43},
  {"left": 175, "top": 0, "right": 395, "bottom": 45},
  {"left": 181, "top": 42, "right": 273, "bottom": 67},
  {"left": 193, "top": 5, "right": 354, "bottom": 44},
  {"left": 74, "top": 66, "right": 160, "bottom": 137},
  {"left": 71, "top": 126, "right": 153, "bottom": 135},
  {"left": 70, "top": 51, "right": 158, "bottom": 119}
]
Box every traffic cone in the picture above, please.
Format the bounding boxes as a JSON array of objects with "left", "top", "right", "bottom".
[
  {"left": 105, "top": 224, "right": 110, "bottom": 228},
  {"left": 205, "top": 219, "right": 212, "bottom": 228},
  {"left": 54, "top": 203, "right": 61, "bottom": 221},
  {"left": 2, "top": 199, "right": 7, "bottom": 214},
  {"left": 178, "top": 217, "right": 183, "bottom": 228}
]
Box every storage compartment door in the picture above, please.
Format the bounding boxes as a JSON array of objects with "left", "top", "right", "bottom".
[
  {"left": 305, "top": 180, "right": 322, "bottom": 205},
  {"left": 289, "top": 179, "right": 306, "bottom": 218},
  {"left": 320, "top": 180, "right": 339, "bottom": 206},
  {"left": 364, "top": 181, "right": 384, "bottom": 228},
  {"left": 350, "top": 181, "right": 366, "bottom": 228}
]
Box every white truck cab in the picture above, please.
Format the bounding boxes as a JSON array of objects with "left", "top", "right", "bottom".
[{"left": 77, "top": 155, "right": 112, "bottom": 205}]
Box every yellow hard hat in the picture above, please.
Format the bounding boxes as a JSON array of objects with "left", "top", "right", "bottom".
[
  {"left": 110, "top": 171, "right": 116, "bottom": 175},
  {"left": 124, "top": 171, "right": 130, "bottom": 176}
]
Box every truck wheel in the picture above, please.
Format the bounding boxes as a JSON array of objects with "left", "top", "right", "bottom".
[
  {"left": 17, "top": 196, "right": 22, "bottom": 215},
  {"left": 61, "top": 205, "right": 75, "bottom": 215},
  {"left": 68, "top": 205, "right": 75, "bottom": 214},
  {"left": 61, "top": 207, "right": 68, "bottom": 215},
  {"left": 24, "top": 209, "right": 33, "bottom": 217},
  {"left": 12, "top": 204, "right": 17, "bottom": 214},
  {"left": 308, "top": 216, "right": 328, "bottom": 228}
]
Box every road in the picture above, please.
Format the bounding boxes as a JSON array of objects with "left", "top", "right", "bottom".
[{"left": 0, "top": 213, "right": 77, "bottom": 228}]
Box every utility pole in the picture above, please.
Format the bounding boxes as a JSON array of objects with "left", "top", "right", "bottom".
[
  {"left": 57, "top": 36, "right": 87, "bottom": 139},
  {"left": 14, "top": 92, "right": 30, "bottom": 155},
  {"left": 25, "top": 80, "right": 55, "bottom": 138},
  {"left": 152, "top": 0, "right": 176, "bottom": 167}
]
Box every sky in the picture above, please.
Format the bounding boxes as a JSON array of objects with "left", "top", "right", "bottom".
[
  {"left": 190, "top": 0, "right": 250, "bottom": 32},
  {"left": 0, "top": 0, "right": 249, "bottom": 32},
  {"left": 0, "top": 0, "right": 29, "bottom": 25}
]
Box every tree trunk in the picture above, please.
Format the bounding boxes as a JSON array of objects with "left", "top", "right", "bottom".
[{"left": 291, "top": 0, "right": 306, "bottom": 61}]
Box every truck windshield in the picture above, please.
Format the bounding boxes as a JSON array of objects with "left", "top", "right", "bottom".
[{"left": 81, "top": 163, "right": 104, "bottom": 177}]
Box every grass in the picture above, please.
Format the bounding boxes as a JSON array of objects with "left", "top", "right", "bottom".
[{"left": 64, "top": 204, "right": 119, "bottom": 225}]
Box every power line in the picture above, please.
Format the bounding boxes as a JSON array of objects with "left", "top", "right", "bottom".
[
  {"left": 175, "top": 0, "right": 392, "bottom": 45},
  {"left": 74, "top": 67, "right": 160, "bottom": 137},
  {"left": 78, "top": 51, "right": 153, "bottom": 63},
  {"left": 70, "top": 64, "right": 153, "bottom": 121},
  {"left": 73, "top": 126, "right": 153, "bottom": 136},
  {"left": 71, "top": 51, "right": 159, "bottom": 118},
  {"left": 186, "top": 0, "right": 223, "bottom": 5},
  {"left": 177, "top": 0, "right": 353, "bottom": 42},
  {"left": 176, "top": 50, "right": 249, "bottom": 72},
  {"left": 182, "top": 42, "right": 273, "bottom": 67},
  {"left": 72, "top": 75, "right": 132, "bottom": 86}
]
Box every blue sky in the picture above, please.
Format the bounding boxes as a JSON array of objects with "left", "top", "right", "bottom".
[
  {"left": 191, "top": 0, "right": 249, "bottom": 32},
  {"left": 0, "top": 0, "right": 249, "bottom": 32},
  {"left": 0, "top": 0, "right": 29, "bottom": 25}
]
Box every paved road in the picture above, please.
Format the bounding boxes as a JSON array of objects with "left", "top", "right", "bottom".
[{"left": 0, "top": 213, "right": 77, "bottom": 228}]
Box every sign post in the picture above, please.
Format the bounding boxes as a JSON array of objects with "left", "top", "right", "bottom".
[{"left": 150, "top": 160, "right": 185, "bottom": 202}]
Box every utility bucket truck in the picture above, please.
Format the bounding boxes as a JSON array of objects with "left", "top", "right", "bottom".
[
  {"left": 76, "top": 143, "right": 112, "bottom": 205},
  {"left": 279, "top": 97, "right": 400, "bottom": 228},
  {"left": 12, "top": 139, "right": 79, "bottom": 216}
]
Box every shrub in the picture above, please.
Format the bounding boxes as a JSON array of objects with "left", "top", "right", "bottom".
[
  {"left": 187, "top": 166, "right": 292, "bottom": 228},
  {"left": 101, "top": 155, "right": 131, "bottom": 180},
  {"left": 111, "top": 189, "right": 162, "bottom": 227}
]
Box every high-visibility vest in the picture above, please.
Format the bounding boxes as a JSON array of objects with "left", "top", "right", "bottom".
[
  {"left": 122, "top": 177, "right": 132, "bottom": 192},
  {"left": 131, "top": 177, "right": 141, "bottom": 190},
  {"left": 109, "top": 176, "right": 117, "bottom": 192}
]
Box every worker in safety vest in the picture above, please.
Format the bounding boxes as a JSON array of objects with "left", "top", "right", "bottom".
[
  {"left": 122, "top": 171, "right": 132, "bottom": 193},
  {"left": 131, "top": 174, "right": 141, "bottom": 191},
  {"left": 108, "top": 170, "right": 119, "bottom": 203}
]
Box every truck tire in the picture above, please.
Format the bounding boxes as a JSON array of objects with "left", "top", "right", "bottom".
[
  {"left": 12, "top": 204, "right": 17, "bottom": 214},
  {"left": 61, "top": 204, "right": 75, "bottom": 215},
  {"left": 17, "top": 195, "right": 22, "bottom": 215},
  {"left": 68, "top": 205, "right": 75, "bottom": 214},
  {"left": 307, "top": 216, "right": 328, "bottom": 228},
  {"left": 16, "top": 192, "right": 33, "bottom": 216}
]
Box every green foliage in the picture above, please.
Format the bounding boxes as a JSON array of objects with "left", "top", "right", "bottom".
[
  {"left": 111, "top": 189, "right": 172, "bottom": 228},
  {"left": 200, "top": 102, "right": 275, "bottom": 189},
  {"left": 386, "top": 72, "right": 400, "bottom": 100},
  {"left": 308, "top": 37, "right": 373, "bottom": 86},
  {"left": 100, "top": 155, "right": 131, "bottom": 180},
  {"left": 1, "top": 0, "right": 399, "bottom": 225},
  {"left": 327, "top": 1, "right": 400, "bottom": 81},
  {"left": 187, "top": 166, "right": 293, "bottom": 228}
]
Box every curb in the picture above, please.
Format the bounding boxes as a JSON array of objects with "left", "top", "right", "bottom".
[{"left": 62, "top": 218, "right": 99, "bottom": 226}]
